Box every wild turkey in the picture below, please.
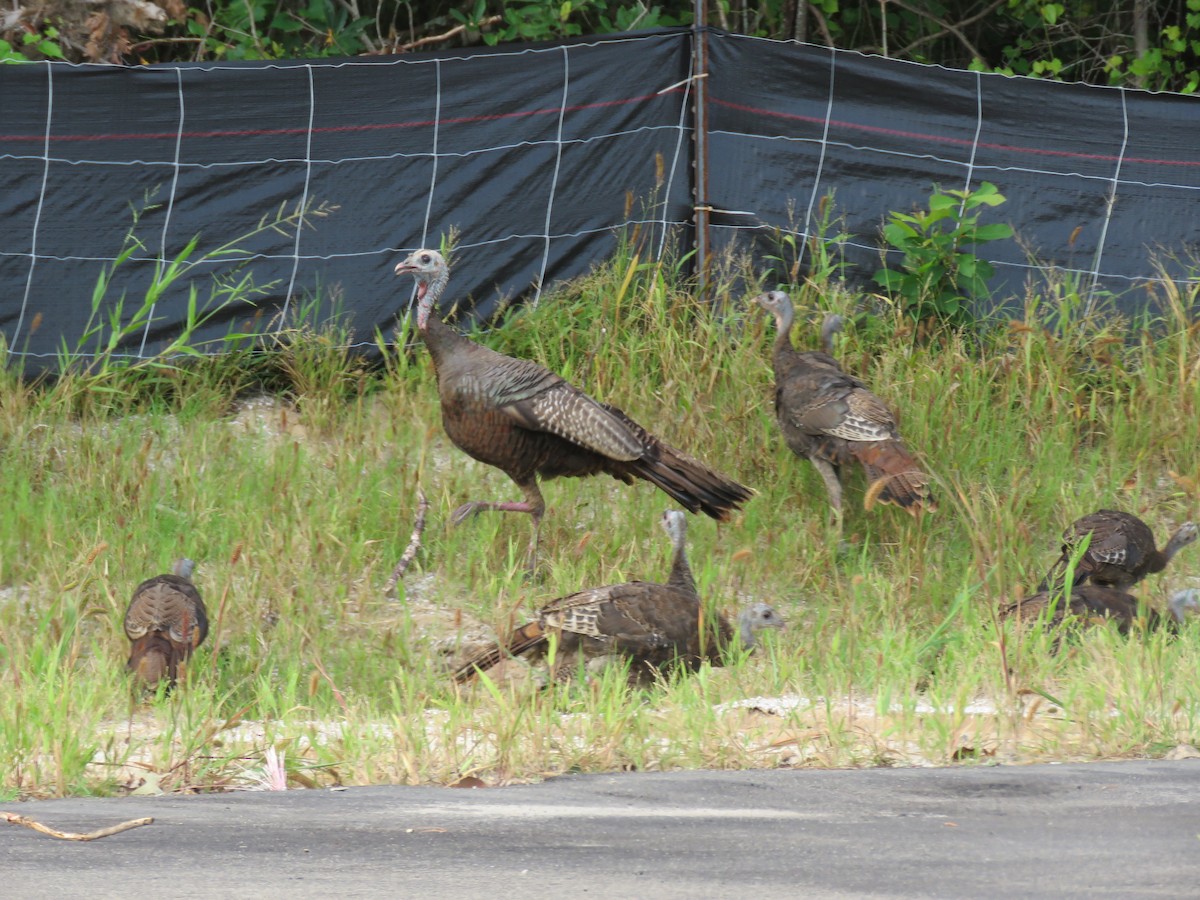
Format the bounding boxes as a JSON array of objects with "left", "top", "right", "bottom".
[
  {"left": 452, "top": 509, "right": 783, "bottom": 684},
  {"left": 753, "top": 290, "right": 935, "bottom": 519},
  {"left": 1001, "top": 585, "right": 1200, "bottom": 634},
  {"left": 1038, "top": 509, "right": 1198, "bottom": 594},
  {"left": 394, "top": 249, "right": 753, "bottom": 565},
  {"left": 1168, "top": 589, "right": 1200, "bottom": 625},
  {"left": 124, "top": 558, "right": 208, "bottom": 687}
]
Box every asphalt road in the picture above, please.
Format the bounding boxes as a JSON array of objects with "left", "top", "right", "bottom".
[{"left": 3, "top": 760, "right": 1199, "bottom": 898}]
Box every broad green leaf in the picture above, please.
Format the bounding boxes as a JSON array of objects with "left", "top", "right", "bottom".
[
  {"left": 882, "top": 222, "right": 918, "bottom": 246},
  {"left": 973, "top": 223, "right": 1014, "bottom": 241},
  {"left": 928, "top": 192, "right": 958, "bottom": 212},
  {"left": 872, "top": 269, "right": 904, "bottom": 290}
]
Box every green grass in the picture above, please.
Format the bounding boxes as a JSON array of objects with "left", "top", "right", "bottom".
[{"left": 1, "top": 243, "right": 1199, "bottom": 798}]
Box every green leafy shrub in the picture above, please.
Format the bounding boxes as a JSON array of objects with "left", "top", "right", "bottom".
[{"left": 872, "top": 182, "right": 1014, "bottom": 329}]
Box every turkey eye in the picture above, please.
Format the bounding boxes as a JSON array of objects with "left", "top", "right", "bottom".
[{"left": 420, "top": 254, "right": 430, "bottom": 264}]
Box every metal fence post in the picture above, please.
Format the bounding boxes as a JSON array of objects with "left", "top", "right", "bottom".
[{"left": 692, "top": 0, "right": 711, "bottom": 302}]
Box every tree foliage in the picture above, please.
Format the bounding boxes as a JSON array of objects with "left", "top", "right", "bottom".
[{"left": 4, "top": 2, "right": 1198, "bottom": 91}]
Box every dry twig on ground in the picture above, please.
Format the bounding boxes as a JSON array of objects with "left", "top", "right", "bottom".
[{"left": 2, "top": 812, "right": 154, "bottom": 841}]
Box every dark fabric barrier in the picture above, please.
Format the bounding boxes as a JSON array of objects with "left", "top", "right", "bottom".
[
  {"left": 3, "top": 28, "right": 1199, "bottom": 376},
  {"left": 0, "top": 31, "right": 695, "bottom": 375},
  {"left": 706, "top": 33, "right": 1200, "bottom": 314}
]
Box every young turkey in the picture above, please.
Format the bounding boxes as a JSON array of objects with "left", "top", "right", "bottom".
[
  {"left": 395, "top": 249, "right": 753, "bottom": 568},
  {"left": 1002, "top": 584, "right": 1200, "bottom": 634},
  {"left": 753, "top": 290, "right": 935, "bottom": 519},
  {"left": 1038, "top": 509, "right": 1198, "bottom": 594},
  {"left": 452, "top": 510, "right": 783, "bottom": 684},
  {"left": 123, "top": 558, "right": 208, "bottom": 687}
]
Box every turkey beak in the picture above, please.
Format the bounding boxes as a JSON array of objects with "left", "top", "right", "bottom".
[{"left": 394, "top": 257, "right": 428, "bottom": 302}]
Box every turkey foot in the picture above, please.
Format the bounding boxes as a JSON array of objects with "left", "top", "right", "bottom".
[{"left": 450, "top": 500, "right": 536, "bottom": 526}]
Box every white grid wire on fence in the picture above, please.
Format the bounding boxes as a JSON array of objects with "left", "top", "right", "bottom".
[
  {"left": 711, "top": 32, "right": 1200, "bottom": 302},
  {"left": 4, "top": 30, "right": 1200, "bottom": 370},
  {"left": 1, "top": 33, "right": 696, "bottom": 363},
  {"left": 1087, "top": 87, "right": 1131, "bottom": 314}
]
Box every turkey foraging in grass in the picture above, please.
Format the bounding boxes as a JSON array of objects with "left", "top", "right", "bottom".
[
  {"left": 395, "top": 249, "right": 753, "bottom": 568},
  {"left": 1001, "top": 584, "right": 1200, "bottom": 634},
  {"left": 124, "top": 558, "right": 208, "bottom": 687},
  {"left": 1167, "top": 589, "right": 1200, "bottom": 626},
  {"left": 1037, "top": 509, "right": 1197, "bottom": 594},
  {"left": 452, "top": 509, "right": 783, "bottom": 684},
  {"left": 753, "top": 290, "right": 935, "bottom": 519}
]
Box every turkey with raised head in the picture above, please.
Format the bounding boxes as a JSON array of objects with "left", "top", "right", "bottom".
[
  {"left": 753, "top": 290, "right": 935, "bottom": 519},
  {"left": 124, "top": 558, "right": 208, "bottom": 687},
  {"left": 452, "top": 509, "right": 783, "bottom": 684},
  {"left": 1002, "top": 584, "right": 1200, "bottom": 634},
  {"left": 395, "top": 249, "right": 753, "bottom": 567},
  {"left": 1038, "top": 509, "right": 1197, "bottom": 594}
]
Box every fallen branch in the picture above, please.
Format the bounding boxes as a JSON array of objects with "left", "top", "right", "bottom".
[
  {"left": 2, "top": 812, "right": 154, "bottom": 841},
  {"left": 395, "top": 16, "right": 502, "bottom": 52},
  {"left": 385, "top": 488, "right": 429, "bottom": 598}
]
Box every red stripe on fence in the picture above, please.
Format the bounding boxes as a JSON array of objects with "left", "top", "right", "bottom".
[
  {"left": 0, "top": 89, "right": 684, "bottom": 145},
  {"left": 712, "top": 96, "right": 1200, "bottom": 169}
]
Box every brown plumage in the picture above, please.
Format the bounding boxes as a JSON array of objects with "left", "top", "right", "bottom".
[
  {"left": 123, "top": 558, "right": 208, "bottom": 687},
  {"left": 1038, "top": 509, "right": 1198, "bottom": 594},
  {"left": 1002, "top": 585, "right": 1200, "bottom": 634},
  {"left": 395, "top": 249, "right": 753, "bottom": 564},
  {"left": 452, "top": 510, "right": 783, "bottom": 684},
  {"left": 753, "top": 291, "right": 935, "bottom": 517}
]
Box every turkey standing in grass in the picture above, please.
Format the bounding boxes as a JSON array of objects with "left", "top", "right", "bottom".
[
  {"left": 452, "top": 510, "right": 783, "bottom": 684},
  {"left": 395, "top": 249, "right": 753, "bottom": 567},
  {"left": 124, "top": 558, "right": 208, "bottom": 687},
  {"left": 753, "top": 290, "right": 935, "bottom": 519},
  {"left": 1001, "top": 584, "right": 1200, "bottom": 634},
  {"left": 1037, "top": 509, "right": 1198, "bottom": 594}
]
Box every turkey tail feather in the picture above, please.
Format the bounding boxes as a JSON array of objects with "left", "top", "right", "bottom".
[
  {"left": 631, "top": 439, "right": 754, "bottom": 522},
  {"left": 453, "top": 621, "right": 546, "bottom": 684},
  {"left": 857, "top": 441, "right": 935, "bottom": 514},
  {"left": 596, "top": 404, "right": 752, "bottom": 521},
  {"left": 127, "top": 633, "right": 174, "bottom": 685}
]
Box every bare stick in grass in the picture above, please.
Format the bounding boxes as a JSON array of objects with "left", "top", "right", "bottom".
[
  {"left": 385, "top": 488, "right": 429, "bottom": 598},
  {"left": 304, "top": 635, "right": 351, "bottom": 717},
  {"left": 2, "top": 812, "right": 154, "bottom": 841}
]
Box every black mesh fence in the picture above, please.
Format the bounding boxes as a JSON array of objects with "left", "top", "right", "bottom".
[
  {"left": 707, "top": 33, "right": 1200, "bottom": 315},
  {"left": 2, "top": 28, "right": 1199, "bottom": 376}
]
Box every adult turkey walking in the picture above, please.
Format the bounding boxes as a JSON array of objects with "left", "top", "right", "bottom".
[
  {"left": 123, "top": 558, "right": 208, "bottom": 687},
  {"left": 1002, "top": 585, "right": 1199, "bottom": 634},
  {"left": 395, "top": 249, "right": 753, "bottom": 567},
  {"left": 1038, "top": 509, "right": 1197, "bottom": 594},
  {"left": 753, "top": 290, "right": 935, "bottom": 519},
  {"left": 452, "top": 510, "right": 783, "bottom": 684}
]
